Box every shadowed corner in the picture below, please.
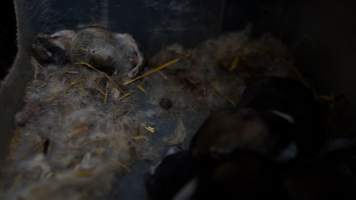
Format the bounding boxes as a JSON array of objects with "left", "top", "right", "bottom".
[
  {"left": 0, "top": 0, "right": 17, "bottom": 81},
  {"left": 0, "top": 0, "right": 29, "bottom": 166}
]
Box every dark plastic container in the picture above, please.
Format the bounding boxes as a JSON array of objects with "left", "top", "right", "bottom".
[
  {"left": 1, "top": 0, "right": 356, "bottom": 199},
  {"left": 0, "top": 0, "right": 226, "bottom": 161}
]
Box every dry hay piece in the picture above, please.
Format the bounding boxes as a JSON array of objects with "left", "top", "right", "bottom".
[{"left": 146, "top": 30, "right": 296, "bottom": 111}]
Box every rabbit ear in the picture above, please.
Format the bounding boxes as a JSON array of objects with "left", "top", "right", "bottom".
[
  {"left": 49, "top": 30, "right": 76, "bottom": 51},
  {"left": 115, "top": 33, "right": 144, "bottom": 67},
  {"left": 115, "top": 33, "right": 144, "bottom": 78},
  {"left": 50, "top": 30, "right": 76, "bottom": 39},
  {"left": 115, "top": 33, "right": 136, "bottom": 44},
  {"left": 127, "top": 65, "right": 141, "bottom": 78}
]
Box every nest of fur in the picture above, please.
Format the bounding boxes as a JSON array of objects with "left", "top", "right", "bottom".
[{"left": 1, "top": 29, "right": 296, "bottom": 200}]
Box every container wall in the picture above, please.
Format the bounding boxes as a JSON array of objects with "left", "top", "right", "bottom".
[
  {"left": 108, "top": 0, "right": 224, "bottom": 54},
  {"left": 0, "top": 0, "right": 108, "bottom": 163},
  {"left": 18, "top": 0, "right": 225, "bottom": 54},
  {"left": 0, "top": 0, "right": 226, "bottom": 162}
]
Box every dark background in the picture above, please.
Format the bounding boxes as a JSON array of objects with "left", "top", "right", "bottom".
[
  {"left": 222, "top": 0, "right": 356, "bottom": 95},
  {"left": 0, "top": 0, "right": 17, "bottom": 80},
  {"left": 224, "top": 0, "right": 356, "bottom": 134}
]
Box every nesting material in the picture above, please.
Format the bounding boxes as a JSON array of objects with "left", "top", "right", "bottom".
[{"left": 1, "top": 28, "right": 296, "bottom": 200}]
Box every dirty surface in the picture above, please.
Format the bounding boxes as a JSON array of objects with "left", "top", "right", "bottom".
[{"left": 0, "top": 29, "right": 296, "bottom": 200}]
